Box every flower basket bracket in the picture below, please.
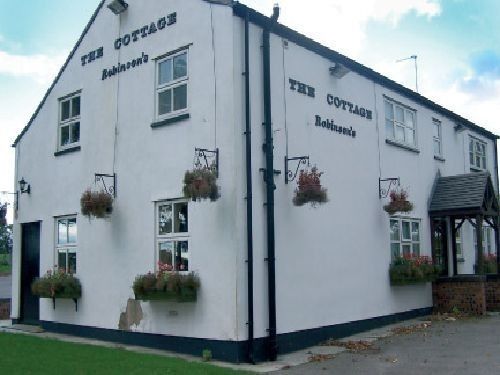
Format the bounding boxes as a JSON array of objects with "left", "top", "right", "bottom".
[
  {"left": 95, "top": 173, "right": 117, "bottom": 197},
  {"left": 52, "top": 297, "right": 78, "bottom": 311},
  {"left": 285, "top": 155, "right": 309, "bottom": 184},
  {"left": 194, "top": 148, "right": 219, "bottom": 177},
  {"left": 379, "top": 177, "right": 400, "bottom": 199}
]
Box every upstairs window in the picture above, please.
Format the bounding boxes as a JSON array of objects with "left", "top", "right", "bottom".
[
  {"left": 385, "top": 99, "right": 417, "bottom": 148},
  {"left": 433, "top": 119, "right": 442, "bottom": 157},
  {"left": 56, "top": 216, "right": 77, "bottom": 273},
  {"left": 58, "top": 93, "right": 81, "bottom": 150},
  {"left": 469, "top": 137, "right": 486, "bottom": 170},
  {"left": 156, "top": 201, "right": 189, "bottom": 272},
  {"left": 156, "top": 51, "right": 188, "bottom": 118}
]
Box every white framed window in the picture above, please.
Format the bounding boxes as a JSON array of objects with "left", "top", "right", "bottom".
[
  {"left": 390, "top": 218, "right": 420, "bottom": 259},
  {"left": 385, "top": 99, "right": 417, "bottom": 147},
  {"left": 433, "top": 119, "right": 442, "bottom": 157},
  {"left": 456, "top": 228, "right": 463, "bottom": 261},
  {"left": 469, "top": 136, "right": 486, "bottom": 170},
  {"left": 55, "top": 216, "right": 77, "bottom": 273},
  {"left": 156, "top": 201, "right": 189, "bottom": 271},
  {"left": 58, "top": 93, "right": 81, "bottom": 150},
  {"left": 156, "top": 51, "right": 188, "bottom": 119}
]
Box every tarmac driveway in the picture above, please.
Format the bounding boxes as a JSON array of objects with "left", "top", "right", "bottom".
[
  {"left": 0, "top": 275, "right": 11, "bottom": 299},
  {"left": 271, "top": 314, "right": 500, "bottom": 375}
]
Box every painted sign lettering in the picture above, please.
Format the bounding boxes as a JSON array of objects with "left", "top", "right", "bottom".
[
  {"left": 289, "top": 78, "right": 315, "bottom": 98},
  {"left": 326, "top": 94, "right": 372, "bottom": 120},
  {"left": 81, "top": 47, "right": 104, "bottom": 66},
  {"left": 315, "top": 115, "right": 356, "bottom": 138},
  {"left": 101, "top": 52, "right": 149, "bottom": 80}
]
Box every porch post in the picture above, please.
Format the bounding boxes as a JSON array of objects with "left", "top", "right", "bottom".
[
  {"left": 495, "top": 217, "right": 500, "bottom": 275},
  {"left": 450, "top": 217, "right": 458, "bottom": 276},
  {"left": 476, "top": 215, "right": 484, "bottom": 274}
]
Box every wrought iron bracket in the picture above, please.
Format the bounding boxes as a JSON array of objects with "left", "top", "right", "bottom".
[
  {"left": 284, "top": 156, "right": 309, "bottom": 184},
  {"left": 379, "top": 177, "right": 400, "bottom": 199},
  {"left": 95, "top": 173, "right": 117, "bottom": 197},
  {"left": 194, "top": 148, "right": 219, "bottom": 177}
]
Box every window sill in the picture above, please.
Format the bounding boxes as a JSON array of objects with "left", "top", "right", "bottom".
[
  {"left": 54, "top": 146, "right": 81, "bottom": 157},
  {"left": 434, "top": 155, "right": 445, "bottom": 162},
  {"left": 385, "top": 139, "right": 420, "bottom": 154},
  {"left": 151, "top": 113, "right": 189, "bottom": 128},
  {"left": 470, "top": 166, "right": 486, "bottom": 172}
]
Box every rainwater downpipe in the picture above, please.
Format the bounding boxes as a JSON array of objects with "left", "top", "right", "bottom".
[{"left": 244, "top": 9, "right": 255, "bottom": 364}]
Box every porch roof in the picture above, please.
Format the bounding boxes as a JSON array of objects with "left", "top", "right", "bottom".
[{"left": 429, "top": 172, "right": 499, "bottom": 217}]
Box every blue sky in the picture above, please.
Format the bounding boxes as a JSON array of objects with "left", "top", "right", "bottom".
[{"left": 1, "top": 0, "right": 500, "bottom": 222}]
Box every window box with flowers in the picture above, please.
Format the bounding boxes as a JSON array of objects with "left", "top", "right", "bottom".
[
  {"left": 133, "top": 262, "right": 200, "bottom": 302},
  {"left": 80, "top": 189, "right": 113, "bottom": 218},
  {"left": 383, "top": 189, "right": 413, "bottom": 215},
  {"left": 31, "top": 268, "right": 82, "bottom": 306},
  {"left": 292, "top": 167, "right": 328, "bottom": 207},
  {"left": 389, "top": 255, "right": 441, "bottom": 286}
]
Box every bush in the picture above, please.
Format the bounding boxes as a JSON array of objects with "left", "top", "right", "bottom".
[
  {"left": 383, "top": 189, "right": 413, "bottom": 215},
  {"left": 183, "top": 167, "right": 220, "bottom": 202},
  {"left": 80, "top": 189, "right": 113, "bottom": 219},
  {"left": 31, "top": 269, "right": 82, "bottom": 299},
  {"left": 133, "top": 263, "right": 200, "bottom": 302},
  {"left": 483, "top": 254, "right": 498, "bottom": 274},
  {"left": 292, "top": 167, "right": 328, "bottom": 207},
  {"left": 389, "top": 255, "right": 441, "bottom": 286}
]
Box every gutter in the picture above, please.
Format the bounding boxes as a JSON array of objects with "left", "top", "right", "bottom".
[
  {"left": 262, "top": 5, "right": 280, "bottom": 362},
  {"left": 244, "top": 9, "right": 255, "bottom": 364}
]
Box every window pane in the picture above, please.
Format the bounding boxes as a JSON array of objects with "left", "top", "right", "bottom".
[
  {"left": 395, "top": 106, "right": 404, "bottom": 123},
  {"left": 481, "top": 156, "right": 486, "bottom": 169},
  {"left": 173, "top": 84, "right": 187, "bottom": 111},
  {"left": 173, "top": 53, "right": 187, "bottom": 80},
  {"left": 72, "top": 96, "right": 80, "bottom": 117},
  {"left": 404, "top": 110, "right": 414, "bottom": 128},
  {"left": 395, "top": 125, "right": 405, "bottom": 142},
  {"left": 456, "top": 243, "right": 462, "bottom": 256},
  {"left": 411, "top": 222, "right": 419, "bottom": 241},
  {"left": 391, "top": 243, "right": 400, "bottom": 259},
  {"left": 158, "top": 204, "right": 172, "bottom": 234},
  {"left": 412, "top": 243, "right": 420, "bottom": 256},
  {"left": 384, "top": 102, "right": 394, "bottom": 120},
  {"left": 434, "top": 140, "right": 441, "bottom": 155},
  {"left": 58, "top": 250, "right": 67, "bottom": 272},
  {"left": 58, "top": 220, "right": 67, "bottom": 244},
  {"left": 385, "top": 120, "right": 394, "bottom": 139},
  {"left": 175, "top": 241, "right": 189, "bottom": 271},
  {"left": 61, "top": 126, "right": 70, "bottom": 146},
  {"left": 405, "top": 127, "right": 415, "bottom": 146},
  {"left": 71, "top": 122, "right": 80, "bottom": 144},
  {"left": 433, "top": 122, "right": 440, "bottom": 138},
  {"left": 159, "top": 241, "right": 174, "bottom": 268},
  {"left": 158, "top": 59, "right": 172, "bottom": 85},
  {"left": 402, "top": 221, "right": 411, "bottom": 240},
  {"left": 68, "top": 250, "right": 77, "bottom": 274},
  {"left": 67, "top": 218, "right": 77, "bottom": 244},
  {"left": 61, "top": 100, "right": 70, "bottom": 121},
  {"left": 390, "top": 220, "right": 400, "bottom": 241},
  {"left": 470, "top": 152, "right": 474, "bottom": 165},
  {"left": 158, "top": 89, "right": 172, "bottom": 115},
  {"left": 402, "top": 244, "right": 411, "bottom": 256},
  {"left": 174, "top": 202, "right": 188, "bottom": 233}
]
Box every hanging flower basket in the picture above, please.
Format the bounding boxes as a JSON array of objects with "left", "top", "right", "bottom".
[
  {"left": 292, "top": 167, "right": 328, "bottom": 207},
  {"left": 133, "top": 263, "right": 200, "bottom": 302},
  {"left": 383, "top": 189, "right": 413, "bottom": 215},
  {"left": 389, "top": 255, "right": 441, "bottom": 286},
  {"left": 31, "top": 269, "right": 82, "bottom": 299},
  {"left": 80, "top": 189, "right": 113, "bottom": 218},
  {"left": 183, "top": 167, "right": 220, "bottom": 202}
]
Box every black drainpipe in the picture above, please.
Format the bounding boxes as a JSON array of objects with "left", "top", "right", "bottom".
[
  {"left": 262, "top": 5, "right": 280, "bottom": 362},
  {"left": 244, "top": 9, "right": 255, "bottom": 364}
]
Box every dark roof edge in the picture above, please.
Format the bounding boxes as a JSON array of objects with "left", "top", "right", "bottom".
[
  {"left": 12, "top": 0, "right": 106, "bottom": 148},
  {"left": 232, "top": 3, "right": 498, "bottom": 140}
]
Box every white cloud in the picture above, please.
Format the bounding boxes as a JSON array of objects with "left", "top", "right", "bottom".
[{"left": 0, "top": 50, "right": 66, "bottom": 84}]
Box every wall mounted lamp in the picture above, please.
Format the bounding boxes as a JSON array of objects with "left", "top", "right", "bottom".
[
  {"left": 107, "top": 0, "right": 128, "bottom": 15},
  {"left": 18, "top": 178, "right": 30, "bottom": 195}
]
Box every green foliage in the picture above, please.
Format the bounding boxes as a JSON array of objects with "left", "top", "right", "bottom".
[
  {"left": 80, "top": 189, "right": 113, "bottom": 219},
  {"left": 133, "top": 270, "right": 200, "bottom": 302},
  {"left": 293, "top": 167, "right": 328, "bottom": 207},
  {"left": 483, "top": 254, "right": 498, "bottom": 274},
  {"left": 389, "top": 255, "right": 441, "bottom": 286},
  {"left": 183, "top": 167, "right": 220, "bottom": 202},
  {"left": 31, "top": 269, "right": 82, "bottom": 299},
  {"left": 202, "top": 349, "right": 213, "bottom": 362},
  {"left": 0, "top": 222, "right": 12, "bottom": 254}
]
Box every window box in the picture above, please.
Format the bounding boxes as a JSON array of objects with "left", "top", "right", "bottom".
[
  {"left": 80, "top": 190, "right": 113, "bottom": 219},
  {"left": 292, "top": 167, "right": 328, "bottom": 207},
  {"left": 133, "top": 268, "right": 200, "bottom": 303},
  {"left": 31, "top": 269, "right": 82, "bottom": 300},
  {"left": 383, "top": 189, "right": 413, "bottom": 215},
  {"left": 183, "top": 167, "right": 220, "bottom": 202},
  {"left": 389, "top": 255, "right": 441, "bottom": 286}
]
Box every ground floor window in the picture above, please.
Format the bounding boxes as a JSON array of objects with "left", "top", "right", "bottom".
[
  {"left": 390, "top": 218, "right": 420, "bottom": 259},
  {"left": 156, "top": 201, "right": 189, "bottom": 271},
  {"left": 55, "top": 216, "right": 77, "bottom": 273}
]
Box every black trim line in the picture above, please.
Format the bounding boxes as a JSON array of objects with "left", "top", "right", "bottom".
[
  {"left": 434, "top": 155, "right": 445, "bottom": 162},
  {"left": 385, "top": 139, "right": 420, "bottom": 154},
  {"left": 33, "top": 307, "right": 431, "bottom": 363},
  {"left": 232, "top": 3, "right": 497, "bottom": 141},
  {"left": 54, "top": 146, "right": 81, "bottom": 157},
  {"left": 151, "top": 113, "right": 190, "bottom": 128}
]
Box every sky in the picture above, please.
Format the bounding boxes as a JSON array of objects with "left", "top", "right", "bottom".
[{"left": 0, "top": 0, "right": 499, "bottom": 223}]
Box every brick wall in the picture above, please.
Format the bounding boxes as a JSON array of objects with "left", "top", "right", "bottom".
[
  {"left": 486, "top": 275, "right": 500, "bottom": 312},
  {"left": 432, "top": 276, "right": 486, "bottom": 315},
  {"left": 0, "top": 298, "right": 10, "bottom": 320}
]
